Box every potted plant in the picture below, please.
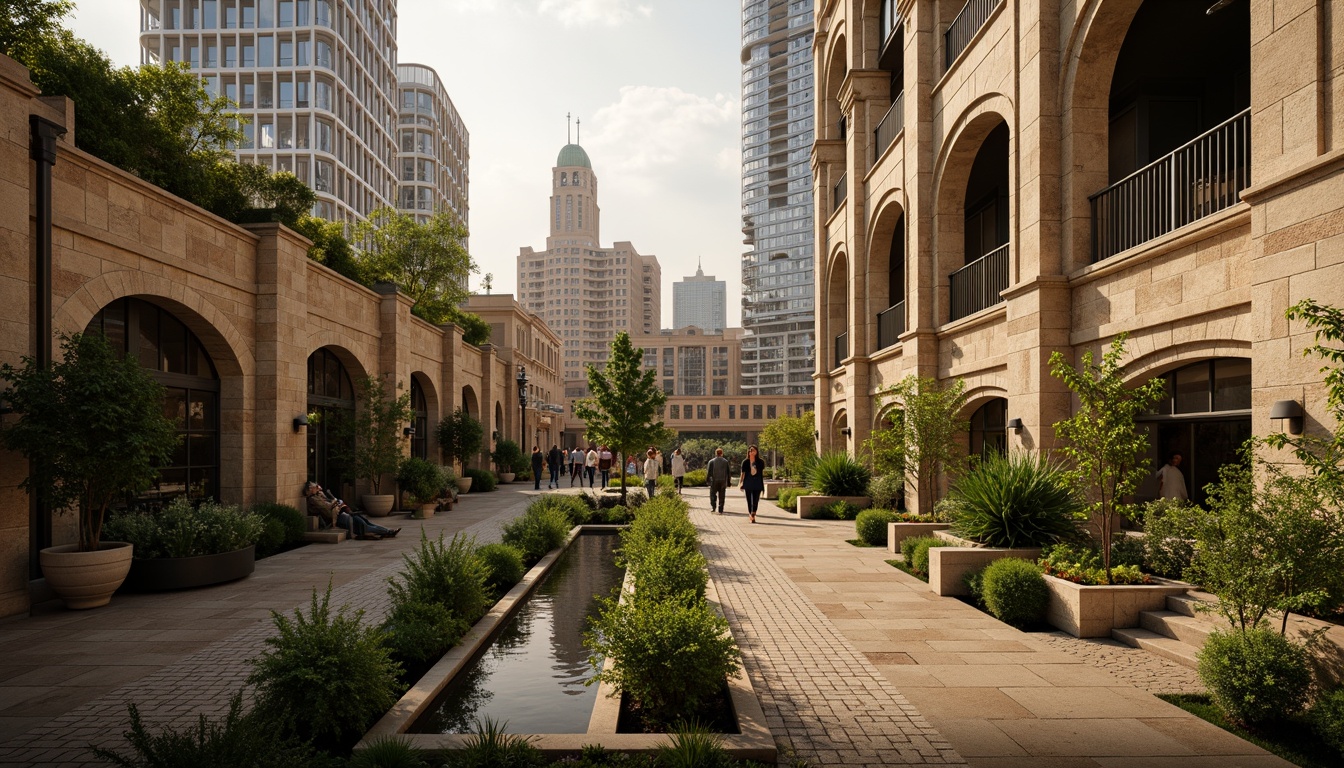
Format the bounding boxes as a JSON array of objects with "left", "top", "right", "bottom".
[
  {"left": 491, "top": 438, "right": 524, "bottom": 484},
  {"left": 352, "top": 375, "right": 413, "bottom": 516},
  {"left": 103, "top": 498, "right": 265, "bottom": 591},
  {"left": 435, "top": 408, "right": 483, "bottom": 493},
  {"left": 0, "top": 333, "right": 179, "bottom": 609},
  {"left": 397, "top": 457, "right": 444, "bottom": 520}
]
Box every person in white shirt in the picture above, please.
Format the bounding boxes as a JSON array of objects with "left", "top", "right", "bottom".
[
  {"left": 1155, "top": 452, "right": 1188, "bottom": 500},
  {"left": 670, "top": 448, "right": 687, "bottom": 495},
  {"left": 585, "top": 445, "right": 599, "bottom": 488},
  {"left": 568, "top": 446, "right": 585, "bottom": 487},
  {"left": 643, "top": 448, "right": 660, "bottom": 497}
]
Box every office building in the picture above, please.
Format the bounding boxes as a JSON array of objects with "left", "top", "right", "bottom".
[
  {"left": 395, "top": 63, "right": 469, "bottom": 236},
  {"left": 672, "top": 262, "right": 727, "bottom": 333},
  {"left": 739, "top": 0, "right": 817, "bottom": 397}
]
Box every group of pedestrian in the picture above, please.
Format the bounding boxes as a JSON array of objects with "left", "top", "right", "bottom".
[{"left": 530, "top": 443, "right": 615, "bottom": 490}]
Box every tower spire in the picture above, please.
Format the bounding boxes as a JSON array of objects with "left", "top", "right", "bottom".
[
  {"left": 567, "top": 112, "right": 571, "bottom": 144},
  {"left": 576, "top": 118, "right": 581, "bottom": 144}
]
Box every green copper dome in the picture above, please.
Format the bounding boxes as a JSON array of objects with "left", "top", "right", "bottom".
[{"left": 556, "top": 144, "right": 592, "bottom": 169}]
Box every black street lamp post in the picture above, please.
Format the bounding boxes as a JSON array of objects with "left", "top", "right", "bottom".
[{"left": 516, "top": 365, "right": 528, "bottom": 448}]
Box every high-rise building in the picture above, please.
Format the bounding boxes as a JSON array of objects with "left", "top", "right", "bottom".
[
  {"left": 739, "top": 0, "right": 816, "bottom": 396},
  {"left": 516, "top": 141, "right": 661, "bottom": 411},
  {"left": 395, "top": 63, "right": 469, "bottom": 236},
  {"left": 139, "top": 1, "right": 468, "bottom": 229},
  {"left": 672, "top": 261, "right": 726, "bottom": 333}
]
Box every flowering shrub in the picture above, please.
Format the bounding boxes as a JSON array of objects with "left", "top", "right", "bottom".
[
  {"left": 103, "top": 498, "right": 265, "bottom": 558},
  {"left": 1038, "top": 543, "right": 1149, "bottom": 586}
]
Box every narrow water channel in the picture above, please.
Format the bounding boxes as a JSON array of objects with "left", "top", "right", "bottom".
[{"left": 412, "top": 532, "right": 624, "bottom": 734}]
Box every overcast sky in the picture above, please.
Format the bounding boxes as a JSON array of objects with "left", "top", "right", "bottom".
[{"left": 68, "top": 0, "right": 745, "bottom": 328}]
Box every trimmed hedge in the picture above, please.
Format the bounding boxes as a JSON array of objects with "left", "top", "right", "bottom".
[
  {"left": 855, "top": 509, "right": 899, "bottom": 546},
  {"left": 979, "top": 558, "right": 1049, "bottom": 628}
]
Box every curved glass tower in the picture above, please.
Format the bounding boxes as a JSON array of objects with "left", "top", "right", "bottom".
[{"left": 740, "top": 0, "right": 815, "bottom": 396}]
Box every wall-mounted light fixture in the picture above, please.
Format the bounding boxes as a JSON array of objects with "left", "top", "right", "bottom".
[
  {"left": 814, "top": 430, "right": 821, "bottom": 440},
  {"left": 292, "top": 414, "right": 309, "bottom": 432},
  {"left": 1006, "top": 417, "right": 1024, "bottom": 434},
  {"left": 403, "top": 426, "right": 416, "bottom": 438},
  {"left": 840, "top": 427, "right": 853, "bottom": 437},
  {"left": 1269, "top": 400, "right": 1304, "bottom": 435}
]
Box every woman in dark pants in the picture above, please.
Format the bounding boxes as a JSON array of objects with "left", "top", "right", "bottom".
[
  {"left": 740, "top": 444, "right": 766, "bottom": 523},
  {"left": 530, "top": 445, "right": 544, "bottom": 490}
]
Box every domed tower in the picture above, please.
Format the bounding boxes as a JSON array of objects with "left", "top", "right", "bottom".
[{"left": 549, "top": 143, "right": 600, "bottom": 246}]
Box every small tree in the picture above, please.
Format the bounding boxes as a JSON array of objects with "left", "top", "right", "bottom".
[
  {"left": 436, "top": 408, "right": 484, "bottom": 471},
  {"left": 1049, "top": 334, "right": 1165, "bottom": 584},
  {"left": 760, "top": 411, "right": 817, "bottom": 479},
  {"left": 0, "top": 333, "right": 179, "bottom": 551},
  {"left": 574, "top": 332, "right": 671, "bottom": 505},
  {"left": 353, "top": 208, "right": 475, "bottom": 322},
  {"left": 1267, "top": 298, "right": 1344, "bottom": 506},
  {"left": 351, "top": 376, "right": 412, "bottom": 496},
  {"left": 490, "top": 438, "right": 525, "bottom": 474},
  {"left": 866, "top": 375, "right": 971, "bottom": 514}
]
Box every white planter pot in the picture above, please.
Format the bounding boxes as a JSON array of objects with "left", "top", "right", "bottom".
[
  {"left": 40, "top": 542, "right": 134, "bottom": 609},
  {"left": 361, "top": 494, "right": 395, "bottom": 516},
  {"left": 498, "top": 472, "right": 515, "bottom": 484},
  {"left": 455, "top": 477, "right": 473, "bottom": 493}
]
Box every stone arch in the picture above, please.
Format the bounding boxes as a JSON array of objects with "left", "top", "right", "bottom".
[
  {"left": 824, "top": 250, "right": 851, "bottom": 368},
  {"left": 304, "top": 332, "right": 374, "bottom": 384},
  {"left": 931, "top": 95, "right": 1015, "bottom": 325},
  {"left": 866, "top": 191, "right": 907, "bottom": 351},
  {"left": 820, "top": 31, "right": 849, "bottom": 140},
  {"left": 494, "top": 401, "right": 505, "bottom": 442},
  {"left": 461, "top": 384, "right": 479, "bottom": 420},
  {"left": 1122, "top": 339, "right": 1253, "bottom": 385},
  {"left": 831, "top": 408, "right": 850, "bottom": 449},
  {"left": 410, "top": 371, "right": 438, "bottom": 460}
]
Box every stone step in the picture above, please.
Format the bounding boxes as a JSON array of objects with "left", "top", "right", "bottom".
[
  {"left": 1111, "top": 627, "right": 1201, "bottom": 669},
  {"left": 302, "top": 529, "right": 346, "bottom": 544},
  {"left": 1140, "top": 610, "right": 1214, "bottom": 646},
  {"left": 1166, "top": 591, "right": 1221, "bottom": 619}
]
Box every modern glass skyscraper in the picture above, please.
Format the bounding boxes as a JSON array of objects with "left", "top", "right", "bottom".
[
  {"left": 672, "top": 262, "right": 726, "bottom": 333},
  {"left": 739, "top": 0, "right": 815, "bottom": 396}
]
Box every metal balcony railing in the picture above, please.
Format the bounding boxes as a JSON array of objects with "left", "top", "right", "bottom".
[
  {"left": 949, "top": 242, "right": 1009, "bottom": 321},
  {"left": 1090, "top": 108, "right": 1251, "bottom": 263},
  {"left": 833, "top": 172, "right": 848, "bottom": 213},
  {"left": 873, "top": 92, "right": 905, "bottom": 164},
  {"left": 945, "top": 0, "right": 1003, "bottom": 70},
  {"left": 834, "top": 331, "right": 848, "bottom": 369},
  {"left": 877, "top": 301, "right": 905, "bottom": 350}
]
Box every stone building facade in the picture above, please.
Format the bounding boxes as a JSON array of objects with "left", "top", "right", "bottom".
[
  {"left": 0, "top": 54, "right": 518, "bottom": 618},
  {"left": 813, "top": 0, "right": 1344, "bottom": 510}
]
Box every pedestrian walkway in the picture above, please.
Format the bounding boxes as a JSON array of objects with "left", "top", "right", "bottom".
[{"left": 692, "top": 487, "right": 1289, "bottom": 768}]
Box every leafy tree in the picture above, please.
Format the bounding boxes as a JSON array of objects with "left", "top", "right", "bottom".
[
  {"left": 490, "top": 438, "right": 525, "bottom": 474},
  {"left": 676, "top": 438, "right": 748, "bottom": 471},
  {"left": 1048, "top": 334, "right": 1165, "bottom": 583},
  {"left": 574, "top": 332, "right": 671, "bottom": 504},
  {"left": 866, "top": 375, "right": 971, "bottom": 514},
  {"left": 0, "top": 0, "right": 73, "bottom": 63},
  {"left": 202, "top": 165, "right": 315, "bottom": 228},
  {"left": 1267, "top": 298, "right": 1344, "bottom": 506},
  {"left": 436, "top": 408, "right": 484, "bottom": 470},
  {"left": 441, "top": 305, "right": 491, "bottom": 346},
  {"left": 0, "top": 333, "right": 179, "bottom": 551},
  {"left": 293, "top": 215, "right": 362, "bottom": 283},
  {"left": 350, "top": 376, "right": 412, "bottom": 496},
  {"left": 354, "top": 208, "right": 475, "bottom": 323},
  {"left": 760, "top": 411, "right": 816, "bottom": 479}
]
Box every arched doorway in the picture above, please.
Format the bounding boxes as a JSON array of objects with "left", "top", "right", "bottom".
[
  {"left": 307, "top": 347, "right": 355, "bottom": 495},
  {"left": 86, "top": 298, "right": 220, "bottom": 501},
  {"left": 969, "top": 397, "right": 1008, "bottom": 459},
  {"left": 1137, "top": 358, "right": 1251, "bottom": 505},
  {"left": 410, "top": 376, "right": 429, "bottom": 460}
]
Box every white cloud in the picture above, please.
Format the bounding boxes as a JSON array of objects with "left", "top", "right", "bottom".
[
  {"left": 585, "top": 85, "right": 739, "bottom": 188},
  {"left": 536, "top": 0, "right": 652, "bottom": 27}
]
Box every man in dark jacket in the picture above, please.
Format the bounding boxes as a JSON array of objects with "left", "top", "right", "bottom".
[
  {"left": 706, "top": 448, "right": 731, "bottom": 514},
  {"left": 547, "top": 444, "right": 564, "bottom": 489},
  {"left": 531, "top": 445, "right": 544, "bottom": 490}
]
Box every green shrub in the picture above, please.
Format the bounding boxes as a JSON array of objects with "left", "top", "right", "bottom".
[
  {"left": 382, "top": 598, "right": 466, "bottom": 665},
  {"left": 250, "top": 503, "right": 305, "bottom": 557},
  {"left": 462, "top": 467, "right": 497, "bottom": 492},
  {"left": 655, "top": 474, "right": 675, "bottom": 490},
  {"left": 619, "top": 497, "right": 697, "bottom": 568},
  {"left": 1039, "top": 543, "right": 1149, "bottom": 586},
  {"left": 247, "top": 586, "right": 403, "bottom": 753},
  {"left": 104, "top": 498, "right": 266, "bottom": 558},
  {"left": 867, "top": 473, "right": 905, "bottom": 510},
  {"left": 397, "top": 457, "right": 445, "bottom": 504},
  {"left": 624, "top": 489, "right": 649, "bottom": 509},
  {"left": 804, "top": 452, "right": 871, "bottom": 497},
  {"left": 527, "top": 494, "right": 592, "bottom": 526},
  {"left": 855, "top": 509, "right": 899, "bottom": 546},
  {"left": 980, "top": 558, "right": 1049, "bottom": 628},
  {"left": 1310, "top": 687, "right": 1344, "bottom": 757},
  {"left": 965, "top": 569, "right": 985, "bottom": 605},
  {"left": 1197, "top": 627, "right": 1312, "bottom": 726},
  {"left": 388, "top": 532, "right": 492, "bottom": 625},
  {"left": 585, "top": 595, "right": 741, "bottom": 729},
  {"left": 655, "top": 727, "right": 735, "bottom": 768},
  {"left": 1141, "top": 498, "right": 1198, "bottom": 579},
  {"left": 632, "top": 538, "right": 708, "bottom": 604},
  {"left": 490, "top": 439, "right": 526, "bottom": 475},
  {"left": 900, "top": 535, "right": 945, "bottom": 576},
  {"left": 776, "top": 487, "right": 808, "bottom": 511},
  {"left": 1110, "top": 534, "right": 1146, "bottom": 569},
  {"left": 591, "top": 504, "right": 634, "bottom": 525},
  {"left": 810, "top": 500, "right": 862, "bottom": 520},
  {"left": 608, "top": 475, "right": 642, "bottom": 487},
  {"left": 947, "top": 451, "right": 1080, "bottom": 548},
  {"left": 445, "top": 718, "right": 546, "bottom": 768},
  {"left": 349, "top": 735, "right": 429, "bottom": 768},
  {"left": 476, "top": 543, "right": 526, "bottom": 598},
  {"left": 501, "top": 504, "right": 572, "bottom": 564},
  {"left": 90, "top": 692, "right": 325, "bottom": 768},
  {"left": 682, "top": 468, "right": 707, "bottom": 487}
]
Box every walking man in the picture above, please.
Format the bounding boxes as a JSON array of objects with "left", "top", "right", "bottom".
[
  {"left": 706, "top": 447, "right": 731, "bottom": 514},
  {"left": 568, "top": 445, "right": 584, "bottom": 487},
  {"left": 547, "top": 444, "right": 563, "bottom": 489},
  {"left": 598, "top": 445, "right": 613, "bottom": 488}
]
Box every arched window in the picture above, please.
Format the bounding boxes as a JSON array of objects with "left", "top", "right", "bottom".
[
  {"left": 571, "top": 171, "right": 579, "bottom": 186},
  {"left": 1138, "top": 358, "right": 1251, "bottom": 505},
  {"left": 560, "top": 173, "right": 568, "bottom": 186},
  {"left": 969, "top": 398, "right": 1007, "bottom": 459},
  {"left": 307, "top": 348, "right": 355, "bottom": 494},
  {"left": 410, "top": 376, "right": 428, "bottom": 460},
  {"left": 87, "top": 298, "right": 220, "bottom": 502}
]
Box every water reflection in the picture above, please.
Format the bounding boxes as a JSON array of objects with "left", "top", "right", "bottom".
[{"left": 413, "top": 533, "right": 624, "bottom": 734}]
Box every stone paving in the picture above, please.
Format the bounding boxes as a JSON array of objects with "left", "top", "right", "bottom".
[{"left": 1035, "top": 633, "right": 1205, "bottom": 696}]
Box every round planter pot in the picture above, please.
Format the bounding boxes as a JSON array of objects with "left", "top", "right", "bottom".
[
  {"left": 121, "top": 546, "right": 256, "bottom": 592},
  {"left": 455, "top": 477, "right": 473, "bottom": 494},
  {"left": 40, "top": 542, "right": 134, "bottom": 610},
  {"left": 411, "top": 503, "right": 436, "bottom": 520},
  {"left": 498, "top": 472, "right": 515, "bottom": 484},
  {"left": 361, "top": 494, "right": 395, "bottom": 516}
]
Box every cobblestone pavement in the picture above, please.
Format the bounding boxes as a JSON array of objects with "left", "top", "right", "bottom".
[
  {"left": 0, "top": 485, "right": 540, "bottom": 767},
  {"left": 690, "top": 493, "right": 965, "bottom": 767},
  {"left": 1035, "top": 633, "right": 1205, "bottom": 696}
]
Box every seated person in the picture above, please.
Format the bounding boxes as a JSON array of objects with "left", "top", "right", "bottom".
[{"left": 303, "top": 481, "right": 400, "bottom": 540}]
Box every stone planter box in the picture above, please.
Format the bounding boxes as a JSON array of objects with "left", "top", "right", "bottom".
[
  {"left": 796, "top": 495, "right": 871, "bottom": 519},
  {"left": 928, "top": 544, "right": 1042, "bottom": 597},
  {"left": 887, "top": 522, "right": 951, "bottom": 554},
  {"left": 1043, "top": 574, "right": 1190, "bottom": 638},
  {"left": 764, "top": 480, "right": 799, "bottom": 500},
  {"left": 121, "top": 546, "right": 256, "bottom": 592}
]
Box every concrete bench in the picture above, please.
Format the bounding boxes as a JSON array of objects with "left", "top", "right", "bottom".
[{"left": 304, "top": 515, "right": 347, "bottom": 543}]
